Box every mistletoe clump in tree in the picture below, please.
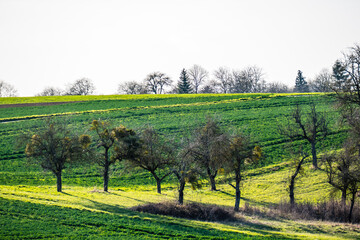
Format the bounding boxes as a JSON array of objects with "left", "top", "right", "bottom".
[{"left": 90, "top": 120, "right": 139, "bottom": 192}]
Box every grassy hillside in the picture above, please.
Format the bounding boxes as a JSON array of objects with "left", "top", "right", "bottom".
[{"left": 0, "top": 93, "right": 357, "bottom": 239}]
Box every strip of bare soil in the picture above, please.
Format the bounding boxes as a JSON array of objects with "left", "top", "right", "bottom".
[{"left": 0, "top": 101, "right": 83, "bottom": 108}]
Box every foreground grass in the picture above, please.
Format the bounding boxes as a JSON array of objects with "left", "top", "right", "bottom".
[
  {"left": 0, "top": 93, "right": 356, "bottom": 239},
  {"left": 1, "top": 162, "right": 359, "bottom": 239}
]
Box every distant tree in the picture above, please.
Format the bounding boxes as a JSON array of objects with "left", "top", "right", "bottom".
[
  {"left": 188, "top": 65, "right": 208, "bottom": 94},
  {"left": 144, "top": 72, "right": 172, "bottom": 94},
  {"left": 231, "top": 70, "right": 252, "bottom": 93},
  {"left": 214, "top": 67, "right": 232, "bottom": 93},
  {"left": 24, "top": 118, "right": 92, "bottom": 192},
  {"left": 0, "top": 80, "right": 17, "bottom": 97},
  {"left": 279, "top": 103, "right": 329, "bottom": 168},
  {"left": 200, "top": 80, "right": 218, "bottom": 93},
  {"left": 309, "top": 69, "right": 333, "bottom": 92},
  {"left": 187, "top": 117, "right": 229, "bottom": 191},
  {"left": 331, "top": 44, "right": 360, "bottom": 154},
  {"left": 177, "top": 69, "right": 192, "bottom": 94},
  {"left": 332, "top": 44, "right": 360, "bottom": 106},
  {"left": 37, "top": 87, "right": 62, "bottom": 96},
  {"left": 127, "top": 127, "right": 175, "bottom": 194},
  {"left": 90, "top": 120, "right": 139, "bottom": 192},
  {"left": 224, "top": 133, "right": 261, "bottom": 211},
  {"left": 230, "top": 66, "right": 266, "bottom": 93},
  {"left": 243, "top": 66, "right": 266, "bottom": 93},
  {"left": 118, "top": 81, "right": 147, "bottom": 95},
  {"left": 266, "top": 82, "right": 290, "bottom": 93},
  {"left": 332, "top": 60, "right": 348, "bottom": 94},
  {"left": 66, "top": 78, "right": 95, "bottom": 95},
  {"left": 293, "top": 70, "right": 309, "bottom": 93},
  {"left": 324, "top": 139, "right": 360, "bottom": 222}
]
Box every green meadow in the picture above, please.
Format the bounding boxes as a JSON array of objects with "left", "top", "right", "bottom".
[{"left": 1, "top": 93, "right": 358, "bottom": 239}]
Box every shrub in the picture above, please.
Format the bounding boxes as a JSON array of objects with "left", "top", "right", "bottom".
[
  {"left": 131, "top": 202, "right": 234, "bottom": 221},
  {"left": 241, "top": 201, "right": 360, "bottom": 223}
]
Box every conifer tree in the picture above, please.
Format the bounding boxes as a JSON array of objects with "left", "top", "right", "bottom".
[
  {"left": 177, "top": 69, "right": 192, "bottom": 94},
  {"left": 294, "top": 70, "right": 309, "bottom": 92}
]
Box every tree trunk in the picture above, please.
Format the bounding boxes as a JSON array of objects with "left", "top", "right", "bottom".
[
  {"left": 103, "top": 148, "right": 110, "bottom": 192},
  {"left": 178, "top": 178, "right": 185, "bottom": 205},
  {"left": 341, "top": 189, "right": 347, "bottom": 204},
  {"left": 349, "top": 193, "right": 355, "bottom": 223},
  {"left": 311, "top": 141, "right": 318, "bottom": 168},
  {"left": 289, "top": 176, "right": 295, "bottom": 206},
  {"left": 341, "top": 188, "right": 347, "bottom": 222},
  {"left": 289, "top": 155, "right": 307, "bottom": 207},
  {"left": 207, "top": 167, "right": 217, "bottom": 191},
  {"left": 156, "top": 177, "right": 162, "bottom": 194},
  {"left": 156, "top": 180, "right": 161, "bottom": 194},
  {"left": 234, "top": 177, "right": 241, "bottom": 212},
  {"left": 151, "top": 171, "right": 162, "bottom": 194},
  {"left": 56, "top": 171, "right": 62, "bottom": 192},
  {"left": 209, "top": 175, "right": 217, "bottom": 191}
]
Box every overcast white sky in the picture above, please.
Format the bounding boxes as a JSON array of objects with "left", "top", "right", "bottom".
[{"left": 0, "top": 0, "right": 359, "bottom": 96}]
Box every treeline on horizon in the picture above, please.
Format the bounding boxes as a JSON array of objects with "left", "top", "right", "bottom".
[{"left": 2, "top": 44, "right": 358, "bottom": 98}]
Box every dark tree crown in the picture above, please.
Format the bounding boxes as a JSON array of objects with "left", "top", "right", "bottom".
[{"left": 177, "top": 69, "right": 192, "bottom": 94}]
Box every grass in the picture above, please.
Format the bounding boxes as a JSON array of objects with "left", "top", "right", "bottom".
[
  {"left": 0, "top": 92, "right": 357, "bottom": 239},
  {"left": 0, "top": 160, "right": 359, "bottom": 239}
]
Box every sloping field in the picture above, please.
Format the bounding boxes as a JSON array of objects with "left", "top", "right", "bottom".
[{"left": 0, "top": 93, "right": 356, "bottom": 239}]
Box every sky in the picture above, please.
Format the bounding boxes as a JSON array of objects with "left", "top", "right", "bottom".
[{"left": 0, "top": 0, "right": 360, "bottom": 97}]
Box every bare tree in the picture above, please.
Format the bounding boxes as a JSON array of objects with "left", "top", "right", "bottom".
[
  {"left": 200, "top": 80, "right": 218, "bottom": 93},
  {"left": 324, "top": 139, "right": 360, "bottom": 222},
  {"left": 66, "top": 78, "right": 95, "bottom": 95},
  {"left": 144, "top": 72, "right": 172, "bottom": 94},
  {"left": 231, "top": 70, "right": 252, "bottom": 93},
  {"left": 187, "top": 117, "right": 229, "bottom": 191},
  {"left": 309, "top": 69, "right": 333, "bottom": 92},
  {"left": 288, "top": 153, "right": 308, "bottom": 207},
  {"left": 23, "top": 118, "right": 92, "bottom": 192},
  {"left": 230, "top": 66, "right": 266, "bottom": 93},
  {"left": 172, "top": 139, "right": 201, "bottom": 205},
  {"left": 126, "top": 127, "right": 175, "bottom": 194},
  {"left": 243, "top": 66, "right": 266, "bottom": 93},
  {"left": 118, "top": 81, "right": 147, "bottom": 95},
  {"left": 188, "top": 64, "right": 208, "bottom": 94},
  {"left": 332, "top": 44, "right": 360, "bottom": 106},
  {"left": 214, "top": 67, "right": 232, "bottom": 93},
  {"left": 0, "top": 80, "right": 17, "bottom": 97},
  {"left": 37, "top": 87, "right": 62, "bottom": 96},
  {"left": 266, "top": 82, "right": 290, "bottom": 93},
  {"left": 224, "top": 134, "right": 261, "bottom": 211},
  {"left": 279, "top": 103, "right": 329, "bottom": 168}
]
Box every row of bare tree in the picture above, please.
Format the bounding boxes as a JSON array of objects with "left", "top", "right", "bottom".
[
  {"left": 22, "top": 116, "right": 260, "bottom": 212},
  {"left": 118, "top": 65, "right": 335, "bottom": 95}
]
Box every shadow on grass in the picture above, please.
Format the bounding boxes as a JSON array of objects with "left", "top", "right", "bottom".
[{"left": 61, "top": 191, "right": 289, "bottom": 238}]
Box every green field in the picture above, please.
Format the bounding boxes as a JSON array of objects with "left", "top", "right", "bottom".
[{"left": 0, "top": 93, "right": 357, "bottom": 239}]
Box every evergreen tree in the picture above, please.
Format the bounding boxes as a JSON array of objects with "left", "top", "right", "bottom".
[
  {"left": 177, "top": 69, "right": 192, "bottom": 94},
  {"left": 294, "top": 70, "right": 309, "bottom": 93},
  {"left": 332, "top": 60, "right": 348, "bottom": 90}
]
